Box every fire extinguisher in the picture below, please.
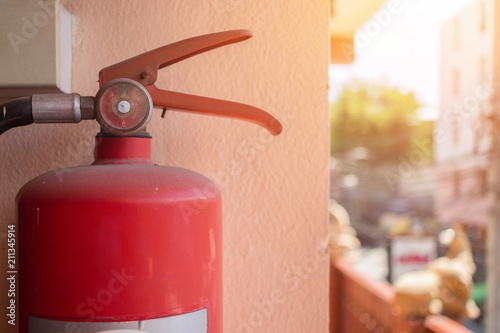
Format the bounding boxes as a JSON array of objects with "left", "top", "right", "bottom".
[{"left": 0, "top": 30, "right": 282, "bottom": 333}]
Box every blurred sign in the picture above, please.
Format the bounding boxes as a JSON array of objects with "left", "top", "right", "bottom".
[{"left": 389, "top": 235, "right": 436, "bottom": 282}]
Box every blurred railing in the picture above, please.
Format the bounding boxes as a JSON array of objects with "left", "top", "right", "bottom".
[{"left": 330, "top": 257, "right": 474, "bottom": 333}]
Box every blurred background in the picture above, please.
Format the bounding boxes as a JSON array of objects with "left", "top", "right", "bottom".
[{"left": 329, "top": 0, "right": 495, "bottom": 331}]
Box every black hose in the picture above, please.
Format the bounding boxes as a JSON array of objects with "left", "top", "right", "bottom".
[{"left": 0, "top": 97, "right": 33, "bottom": 135}]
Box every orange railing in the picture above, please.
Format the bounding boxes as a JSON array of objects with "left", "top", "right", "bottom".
[{"left": 330, "top": 257, "right": 474, "bottom": 333}]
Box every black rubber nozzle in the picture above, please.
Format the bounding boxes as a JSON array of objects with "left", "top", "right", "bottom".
[{"left": 0, "top": 97, "right": 33, "bottom": 135}]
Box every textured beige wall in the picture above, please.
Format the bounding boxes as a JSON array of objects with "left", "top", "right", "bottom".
[{"left": 0, "top": 1, "right": 330, "bottom": 332}]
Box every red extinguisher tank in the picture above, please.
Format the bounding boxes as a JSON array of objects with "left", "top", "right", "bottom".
[
  {"left": 0, "top": 29, "right": 282, "bottom": 333},
  {"left": 18, "top": 136, "right": 223, "bottom": 332}
]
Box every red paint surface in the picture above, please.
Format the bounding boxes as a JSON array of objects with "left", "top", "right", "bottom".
[{"left": 18, "top": 137, "right": 222, "bottom": 332}]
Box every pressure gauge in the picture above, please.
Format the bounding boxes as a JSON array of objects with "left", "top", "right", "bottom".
[{"left": 95, "top": 78, "right": 153, "bottom": 136}]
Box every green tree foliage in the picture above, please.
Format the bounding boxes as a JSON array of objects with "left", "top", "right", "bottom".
[{"left": 330, "top": 82, "right": 433, "bottom": 163}]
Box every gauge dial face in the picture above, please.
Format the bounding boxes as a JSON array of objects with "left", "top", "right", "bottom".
[{"left": 96, "top": 79, "right": 153, "bottom": 136}]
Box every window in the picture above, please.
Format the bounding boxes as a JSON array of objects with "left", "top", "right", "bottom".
[
  {"left": 452, "top": 117, "right": 460, "bottom": 145},
  {"left": 454, "top": 18, "right": 461, "bottom": 49},
  {"left": 480, "top": 56, "right": 486, "bottom": 83},
  {"left": 479, "top": 168, "right": 487, "bottom": 196},
  {"left": 453, "top": 68, "right": 461, "bottom": 97},
  {"left": 453, "top": 169, "right": 461, "bottom": 199},
  {"left": 480, "top": 1, "right": 486, "bottom": 32}
]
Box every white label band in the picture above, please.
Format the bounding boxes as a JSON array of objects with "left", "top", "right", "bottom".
[{"left": 29, "top": 308, "right": 207, "bottom": 333}]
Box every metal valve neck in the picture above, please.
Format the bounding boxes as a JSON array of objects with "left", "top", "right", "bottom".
[{"left": 93, "top": 134, "right": 152, "bottom": 165}]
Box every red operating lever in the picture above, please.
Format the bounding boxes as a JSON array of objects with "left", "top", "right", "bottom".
[{"left": 99, "top": 30, "right": 282, "bottom": 136}]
